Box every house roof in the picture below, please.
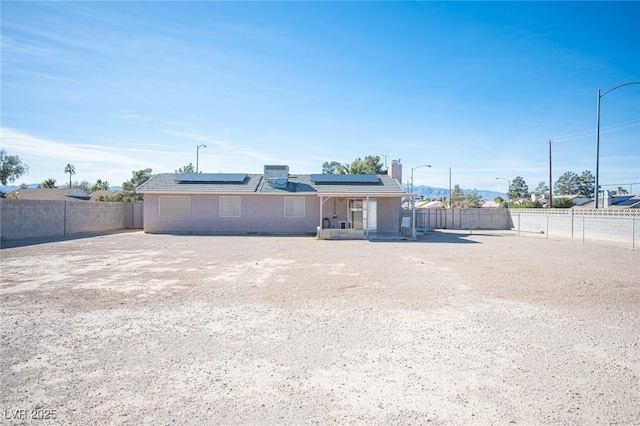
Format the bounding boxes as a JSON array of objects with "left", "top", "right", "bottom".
[
  {"left": 6, "top": 188, "right": 91, "bottom": 201},
  {"left": 137, "top": 173, "right": 406, "bottom": 197},
  {"left": 579, "top": 195, "right": 640, "bottom": 209},
  {"left": 138, "top": 173, "right": 264, "bottom": 193}
]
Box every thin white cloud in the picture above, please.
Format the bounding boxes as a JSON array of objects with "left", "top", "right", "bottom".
[
  {"left": 115, "top": 110, "right": 154, "bottom": 123},
  {"left": 0, "top": 127, "right": 170, "bottom": 163},
  {"left": 0, "top": 127, "right": 182, "bottom": 188},
  {"left": 552, "top": 119, "right": 640, "bottom": 143}
]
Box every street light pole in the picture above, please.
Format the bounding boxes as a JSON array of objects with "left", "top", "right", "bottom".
[
  {"left": 496, "top": 177, "right": 511, "bottom": 208},
  {"left": 410, "top": 164, "right": 431, "bottom": 196},
  {"left": 196, "top": 144, "right": 207, "bottom": 173},
  {"left": 594, "top": 82, "right": 640, "bottom": 208}
]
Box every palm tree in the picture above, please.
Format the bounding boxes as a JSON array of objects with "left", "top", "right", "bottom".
[
  {"left": 40, "top": 178, "right": 57, "bottom": 188},
  {"left": 64, "top": 164, "right": 76, "bottom": 188},
  {"left": 617, "top": 186, "right": 629, "bottom": 195}
]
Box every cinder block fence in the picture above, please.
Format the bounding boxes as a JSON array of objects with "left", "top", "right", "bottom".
[
  {"left": 414, "top": 208, "right": 639, "bottom": 249},
  {"left": 0, "top": 199, "right": 142, "bottom": 241}
]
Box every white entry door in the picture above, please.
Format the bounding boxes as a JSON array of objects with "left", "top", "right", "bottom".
[
  {"left": 349, "top": 199, "right": 377, "bottom": 232},
  {"left": 365, "top": 199, "right": 377, "bottom": 232}
]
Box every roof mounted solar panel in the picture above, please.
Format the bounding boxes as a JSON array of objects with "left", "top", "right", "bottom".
[
  {"left": 310, "top": 174, "right": 380, "bottom": 184},
  {"left": 175, "top": 173, "right": 247, "bottom": 183}
]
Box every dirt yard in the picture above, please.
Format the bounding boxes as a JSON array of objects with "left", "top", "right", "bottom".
[{"left": 1, "top": 230, "right": 638, "bottom": 425}]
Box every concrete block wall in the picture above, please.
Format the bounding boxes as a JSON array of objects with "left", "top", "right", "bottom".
[
  {"left": 0, "top": 199, "right": 126, "bottom": 241},
  {"left": 418, "top": 208, "right": 509, "bottom": 230},
  {"left": 510, "top": 209, "right": 640, "bottom": 248}
]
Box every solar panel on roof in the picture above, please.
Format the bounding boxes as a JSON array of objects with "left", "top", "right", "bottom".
[
  {"left": 310, "top": 174, "right": 380, "bottom": 184},
  {"left": 175, "top": 173, "right": 247, "bottom": 183}
]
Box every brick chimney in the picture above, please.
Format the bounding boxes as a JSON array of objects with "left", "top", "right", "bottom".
[{"left": 388, "top": 159, "right": 402, "bottom": 183}]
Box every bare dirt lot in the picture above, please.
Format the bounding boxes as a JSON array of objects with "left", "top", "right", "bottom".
[{"left": 1, "top": 230, "right": 639, "bottom": 425}]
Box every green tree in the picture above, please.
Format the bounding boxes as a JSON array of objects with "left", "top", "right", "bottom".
[
  {"left": 509, "top": 200, "right": 543, "bottom": 209},
  {"left": 122, "top": 168, "right": 153, "bottom": 202},
  {"left": 576, "top": 170, "right": 595, "bottom": 197},
  {"left": 91, "top": 179, "right": 110, "bottom": 192},
  {"left": 533, "top": 181, "right": 548, "bottom": 197},
  {"left": 361, "top": 155, "right": 385, "bottom": 174},
  {"left": 64, "top": 163, "right": 76, "bottom": 188},
  {"left": 450, "top": 184, "right": 465, "bottom": 208},
  {"left": 322, "top": 161, "right": 344, "bottom": 174},
  {"left": 342, "top": 158, "right": 367, "bottom": 174},
  {"left": 508, "top": 176, "right": 529, "bottom": 200},
  {"left": 554, "top": 171, "right": 579, "bottom": 195},
  {"left": 176, "top": 163, "right": 195, "bottom": 174},
  {"left": 39, "top": 178, "right": 57, "bottom": 188},
  {"left": 463, "top": 189, "right": 483, "bottom": 208},
  {"left": 323, "top": 155, "right": 384, "bottom": 175},
  {"left": 1, "top": 149, "right": 29, "bottom": 186},
  {"left": 494, "top": 196, "right": 508, "bottom": 208},
  {"left": 72, "top": 180, "right": 92, "bottom": 194},
  {"left": 551, "top": 198, "right": 576, "bottom": 208}
]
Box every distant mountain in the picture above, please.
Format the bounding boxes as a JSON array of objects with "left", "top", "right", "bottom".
[
  {"left": 406, "top": 185, "right": 506, "bottom": 201},
  {"left": 1, "top": 183, "right": 38, "bottom": 193}
]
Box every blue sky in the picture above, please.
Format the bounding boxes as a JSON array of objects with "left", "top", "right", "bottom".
[{"left": 2, "top": 1, "right": 639, "bottom": 193}]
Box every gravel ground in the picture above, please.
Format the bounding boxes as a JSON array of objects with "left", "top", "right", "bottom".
[{"left": 1, "top": 230, "right": 639, "bottom": 425}]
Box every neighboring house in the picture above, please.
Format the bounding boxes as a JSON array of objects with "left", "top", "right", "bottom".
[
  {"left": 533, "top": 194, "right": 592, "bottom": 207},
  {"left": 579, "top": 193, "right": 640, "bottom": 209},
  {"left": 5, "top": 188, "right": 91, "bottom": 201},
  {"left": 416, "top": 200, "right": 443, "bottom": 209},
  {"left": 136, "top": 162, "right": 407, "bottom": 239},
  {"left": 481, "top": 200, "right": 500, "bottom": 208}
]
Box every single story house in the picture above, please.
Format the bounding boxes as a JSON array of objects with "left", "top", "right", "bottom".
[
  {"left": 4, "top": 188, "right": 91, "bottom": 201},
  {"left": 136, "top": 162, "right": 410, "bottom": 239}
]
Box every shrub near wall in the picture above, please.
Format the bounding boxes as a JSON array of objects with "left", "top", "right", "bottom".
[{"left": 0, "top": 199, "right": 127, "bottom": 241}]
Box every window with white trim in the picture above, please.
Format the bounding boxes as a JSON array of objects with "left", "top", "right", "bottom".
[
  {"left": 284, "top": 197, "right": 305, "bottom": 218},
  {"left": 220, "top": 196, "right": 241, "bottom": 217},
  {"left": 159, "top": 196, "right": 190, "bottom": 217}
]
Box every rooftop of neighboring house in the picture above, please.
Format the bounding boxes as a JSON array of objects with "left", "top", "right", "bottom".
[
  {"left": 4, "top": 188, "right": 91, "bottom": 201},
  {"left": 579, "top": 194, "right": 640, "bottom": 209}
]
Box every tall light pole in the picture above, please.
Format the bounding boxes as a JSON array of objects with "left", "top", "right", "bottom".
[
  {"left": 496, "top": 177, "right": 511, "bottom": 207},
  {"left": 448, "top": 167, "right": 452, "bottom": 208},
  {"left": 594, "top": 82, "right": 640, "bottom": 208},
  {"left": 410, "top": 164, "right": 431, "bottom": 196},
  {"left": 196, "top": 144, "right": 207, "bottom": 173},
  {"left": 381, "top": 153, "right": 391, "bottom": 169}
]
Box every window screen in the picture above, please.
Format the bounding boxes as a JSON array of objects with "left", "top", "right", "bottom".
[
  {"left": 284, "top": 197, "right": 305, "bottom": 218},
  {"left": 159, "top": 196, "right": 190, "bottom": 217},
  {"left": 220, "top": 196, "right": 241, "bottom": 217}
]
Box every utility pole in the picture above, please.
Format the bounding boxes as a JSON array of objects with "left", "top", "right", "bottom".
[
  {"left": 548, "top": 139, "right": 553, "bottom": 208},
  {"left": 448, "top": 167, "right": 452, "bottom": 208}
]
